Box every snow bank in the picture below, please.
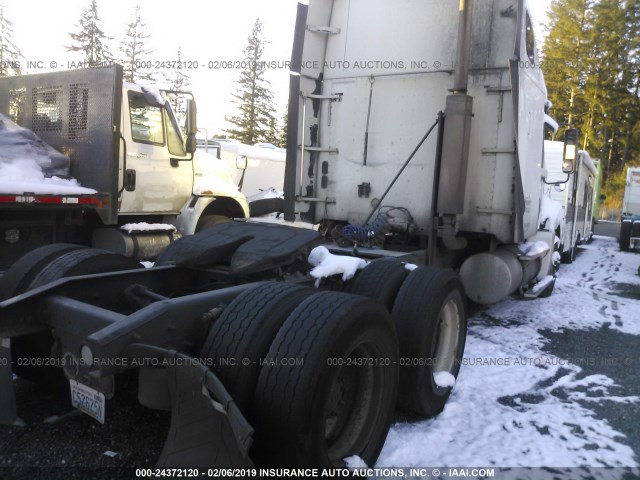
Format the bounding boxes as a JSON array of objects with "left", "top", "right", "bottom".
[
  {"left": 308, "top": 246, "right": 368, "bottom": 286},
  {"left": 0, "top": 157, "right": 96, "bottom": 195},
  {"left": 120, "top": 223, "right": 176, "bottom": 234},
  {"left": 539, "top": 196, "right": 564, "bottom": 232}
]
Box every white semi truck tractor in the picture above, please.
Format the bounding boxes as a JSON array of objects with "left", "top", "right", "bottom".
[{"left": 284, "top": 0, "right": 567, "bottom": 305}]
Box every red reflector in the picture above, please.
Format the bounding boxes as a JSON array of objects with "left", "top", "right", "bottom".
[
  {"left": 36, "top": 196, "right": 63, "bottom": 204},
  {"left": 0, "top": 196, "right": 17, "bottom": 202},
  {"left": 78, "top": 197, "right": 100, "bottom": 205}
]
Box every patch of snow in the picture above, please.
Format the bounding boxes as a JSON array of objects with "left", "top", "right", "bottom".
[
  {"left": 140, "top": 261, "right": 155, "bottom": 268},
  {"left": 247, "top": 188, "right": 284, "bottom": 203},
  {"left": 344, "top": 455, "right": 368, "bottom": 469},
  {"left": 404, "top": 263, "right": 419, "bottom": 271},
  {"left": 308, "top": 246, "right": 368, "bottom": 287},
  {"left": 552, "top": 251, "right": 561, "bottom": 264},
  {"left": 0, "top": 113, "right": 71, "bottom": 177},
  {"left": 539, "top": 196, "right": 564, "bottom": 232},
  {"left": 434, "top": 371, "right": 456, "bottom": 388},
  {"left": 0, "top": 157, "right": 96, "bottom": 195},
  {"left": 120, "top": 223, "right": 176, "bottom": 234},
  {"left": 519, "top": 241, "right": 550, "bottom": 257},
  {"left": 141, "top": 86, "right": 165, "bottom": 106},
  {"left": 544, "top": 114, "right": 559, "bottom": 134},
  {"left": 0, "top": 114, "right": 96, "bottom": 195},
  {"left": 103, "top": 450, "right": 119, "bottom": 458},
  {"left": 378, "top": 236, "right": 640, "bottom": 468}
]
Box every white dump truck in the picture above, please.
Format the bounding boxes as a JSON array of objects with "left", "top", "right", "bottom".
[
  {"left": 0, "top": 66, "right": 249, "bottom": 269},
  {"left": 620, "top": 166, "right": 640, "bottom": 251},
  {"left": 543, "top": 140, "right": 598, "bottom": 262},
  {"left": 0, "top": 0, "right": 577, "bottom": 471}
]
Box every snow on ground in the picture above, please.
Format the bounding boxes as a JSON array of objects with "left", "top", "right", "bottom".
[{"left": 378, "top": 236, "right": 640, "bottom": 469}]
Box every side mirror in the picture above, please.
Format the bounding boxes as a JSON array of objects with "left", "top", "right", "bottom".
[
  {"left": 186, "top": 134, "right": 196, "bottom": 154},
  {"left": 186, "top": 99, "right": 197, "bottom": 136},
  {"left": 562, "top": 128, "right": 579, "bottom": 173},
  {"left": 236, "top": 155, "right": 248, "bottom": 170}
]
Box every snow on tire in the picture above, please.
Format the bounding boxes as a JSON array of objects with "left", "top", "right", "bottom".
[
  {"left": 251, "top": 291, "right": 399, "bottom": 468},
  {"left": 392, "top": 266, "right": 467, "bottom": 417}
]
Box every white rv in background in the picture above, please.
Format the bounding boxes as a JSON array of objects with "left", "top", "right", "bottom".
[
  {"left": 620, "top": 166, "right": 640, "bottom": 251},
  {"left": 543, "top": 140, "right": 598, "bottom": 263},
  {"left": 197, "top": 139, "right": 286, "bottom": 199}
]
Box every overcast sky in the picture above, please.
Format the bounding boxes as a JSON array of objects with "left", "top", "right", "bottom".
[{"left": 5, "top": 0, "right": 551, "bottom": 137}]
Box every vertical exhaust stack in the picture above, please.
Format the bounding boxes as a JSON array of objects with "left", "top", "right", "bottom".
[{"left": 437, "top": 0, "right": 475, "bottom": 215}]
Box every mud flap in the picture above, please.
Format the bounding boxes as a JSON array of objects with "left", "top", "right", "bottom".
[
  {"left": 157, "top": 359, "right": 255, "bottom": 468},
  {"left": 0, "top": 338, "right": 17, "bottom": 425}
]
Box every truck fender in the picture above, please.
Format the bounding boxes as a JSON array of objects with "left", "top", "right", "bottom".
[{"left": 171, "top": 195, "right": 250, "bottom": 236}]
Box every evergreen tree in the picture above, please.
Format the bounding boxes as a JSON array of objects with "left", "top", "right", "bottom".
[
  {"left": 0, "top": 3, "right": 22, "bottom": 76},
  {"left": 542, "top": 0, "right": 640, "bottom": 214},
  {"left": 67, "top": 0, "right": 113, "bottom": 65},
  {"left": 162, "top": 46, "right": 191, "bottom": 129},
  {"left": 277, "top": 106, "right": 289, "bottom": 148},
  {"left": 224, "top": 18, "right": 277, "bottom": 145},
  {"left": 120, "top": 5, "right": 154, "bottom": 83},
  {"left": 541, "top": 0, "right": 595, "bottom": 134}
]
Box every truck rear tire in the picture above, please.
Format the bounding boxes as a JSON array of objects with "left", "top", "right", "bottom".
[
  {"left": 0, "top": 243, "right": 86, "bottom": 301},
  {"left": 251, "top": 291, "right": 398, "bottom": 468},
  {"left": 200, "top": 282, "right": 315, "bottom": 413},
  {"left": 9, "top": 248, "right": 142, "bottom": 390},
  {"left": 620, "top": 221, "right": 631, "bottom": 252},
  {"left": 392, "top": 266, "right": 467, "bottom": 417},
  {"left": 560, "top": 245, "right": 575, "bottom": 264},
  {"left": 349, "top": 258, "right": 408, "bottom": 310}
]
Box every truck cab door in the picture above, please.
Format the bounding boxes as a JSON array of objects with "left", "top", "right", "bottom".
[{"left": 119, "top": 90, "right": 193, "bottom": 214}]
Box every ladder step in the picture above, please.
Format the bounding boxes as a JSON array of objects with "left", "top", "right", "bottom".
[
  {"left": 306, "top": 25, "right": 341, "bottom": 34},
  {"left": 299, "top": 146, "right": 339, "bottom": 153},
  {"left": 296, "top": 196, "right": 337, "bottom": 204},
  {"left": 481, "top": 148, "right": 516, "bottom": 155},
  {"left": 301, "top": 93, "right": 342, "bottom": 101}
]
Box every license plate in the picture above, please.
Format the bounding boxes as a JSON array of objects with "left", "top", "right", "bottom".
[{"left": 70, "top": 380, "right": 105, "bottom": 424}]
